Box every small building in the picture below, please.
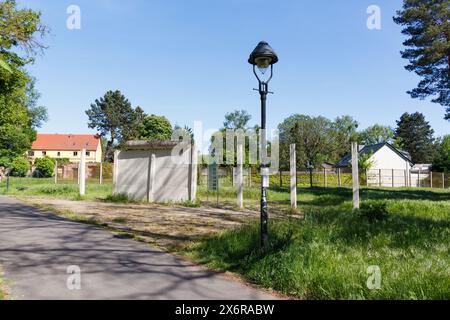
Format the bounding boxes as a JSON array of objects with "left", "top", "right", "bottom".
[
  {"left": 335, "top": 142, "right": 414, "bottom": 187},
  {"left": 29, "top": 134, "right": 102, "bottom": 163},
  {"left": 113, "top": 140, "right": 197, "bottom": 203}
]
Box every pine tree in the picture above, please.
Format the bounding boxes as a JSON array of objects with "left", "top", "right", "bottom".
[
  {"left": 395, "top": 112, "right": 435, "bottom": 163},
  {"left": 394, "top": 0, "right": 450, "bottom": 120}
]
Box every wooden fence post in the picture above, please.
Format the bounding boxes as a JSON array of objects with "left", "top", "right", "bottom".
[
  {"left": 379, "top": 169, "right": 382, "bottom": 187},
  {"left": 351, "top": 142, "right": 360, "bottom": 209},
  {"left": 324, "top": 168, "right": 327, "bottom": 188},
  {"left": 290, "top": 144, "right": 297, "bottom": 209},
  {"left": 443, "top": 172, "right": 445, "bottom": 189}
]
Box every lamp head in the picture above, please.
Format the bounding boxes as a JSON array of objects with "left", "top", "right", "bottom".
[{"left": 248, "top": 41, "right": 278, "bottom": 74}]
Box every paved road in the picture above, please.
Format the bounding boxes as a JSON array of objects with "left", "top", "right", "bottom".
[{"left": 0, "top": 196, "right": 275, "bottom": 300}]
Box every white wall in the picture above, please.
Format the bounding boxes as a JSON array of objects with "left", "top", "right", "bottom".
[
  {"left": 370, "top": 145, "right": 411, "bottom": 170},
  {"left": 114, "top": 145, "right": 196, "bottom": 203}
]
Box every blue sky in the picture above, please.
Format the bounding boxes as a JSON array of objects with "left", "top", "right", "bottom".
[{"left": 18, "top": 0, "right": 449, "bottom": 137}]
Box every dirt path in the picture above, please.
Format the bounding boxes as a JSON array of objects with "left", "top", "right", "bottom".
[{"left": 19, "top": 197, "right": 260, "bottom": 251}]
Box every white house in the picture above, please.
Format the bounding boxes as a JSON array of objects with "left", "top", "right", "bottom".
[{"left": 336, "top": 143, "right": 415, "bottom": 187}]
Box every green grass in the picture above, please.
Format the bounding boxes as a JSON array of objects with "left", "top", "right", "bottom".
[
  {"left": 0, "top": 177, "right": 112, "bottom": 201},
  {"left": 188, "top": 187, "right": 450, "bottom": 300}
]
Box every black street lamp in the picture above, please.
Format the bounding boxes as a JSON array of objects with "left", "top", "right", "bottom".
[{"left": 248, "top": 41, "right": 278, "bottom": 251}]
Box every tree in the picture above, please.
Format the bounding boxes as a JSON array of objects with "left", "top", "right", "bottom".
[
  {"left": 279, "top": 115, "right": 334, "bottom": 169},
  {"left": 0, "top": 0, "right": 48, "bottom": 158},
  {"left": 394, "top": 0, "right": 450, "bottom": 120},
  {"left": 11, "top": 156, "right": 30, "bottom": 177},
  {"left": 432, "top": 135, "right": 450, "bottom": 172},
  {"left": 223, "top": 110, "right": 252, "bottom": 130},
  {"left": 139, "top": 114, "right": 173, "bottom": 141},
  {"left": 395, "top": 112, "right": 435, "bottom": 163},
  {"left": 359, "top": 125, "right": 395, "bottom": 145},
  {"left": 86, "top": 90, "right": 139, "bottom": 161},
  {"left": 34, "top": 156, "right": 54, "bottom": 178},
  {"left": 331, "top": 116, "right": 359, "bottom": 159}
]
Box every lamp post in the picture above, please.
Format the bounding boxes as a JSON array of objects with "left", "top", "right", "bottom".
[{"left": 248, "top": 41, "right": 278, "bottom": 251}]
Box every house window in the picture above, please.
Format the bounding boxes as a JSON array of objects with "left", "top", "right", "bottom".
[
  {"left": 57, "top": 152, "right": 61, "bottom": 157},
  {"left": 28, "top": 151, "right": 35, "bottom": 157},
  {"left": 42, "top": 151, "right": 47, "bottom": 156},
  {"left": 86, "top": 151, "right": 91, "bottom": 157},
  {"left": 73, "top": 151, "right": 78, "bottom": 156}
]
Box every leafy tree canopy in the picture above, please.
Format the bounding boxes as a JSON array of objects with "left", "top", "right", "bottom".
[
  {"left": 0, "top": 0, "right": 47, "bottom": 159},
  {"left": 432, "top": 135, "right": 450, "bottom": 172},
  {"left": 359, "top": 124, "right": 395, "bottom": 145},
  {"left": 139, "top": 114, "right": 173, "bottom": 141},
  {"left": 223, "top": 110, "right": 252, "bottom": 130}
]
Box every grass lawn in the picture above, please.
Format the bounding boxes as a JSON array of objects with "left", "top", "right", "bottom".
[
  {"left": 189, "top": 187, "right": 450, "bottom": 300},
  {"left": 0, "top": 177, "right": 112, "bottom": 201}
]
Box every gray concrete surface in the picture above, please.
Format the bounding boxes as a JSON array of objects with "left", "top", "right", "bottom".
[{"left": 0, "top": 196, "right": 275, "bottom": 300}]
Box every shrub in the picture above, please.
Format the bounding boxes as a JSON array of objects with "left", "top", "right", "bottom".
[
  {"left": 11, "top": 157, "right": 30, "bottom": 177},
  {"left": 34, "top": 156, "right": 55, "bottom": 178},
  {"left": 358, "top": 201, "right": 388, "bottom": 221},
  {"left": 105, "top": 193, "right": 136, "bottom": 203}
]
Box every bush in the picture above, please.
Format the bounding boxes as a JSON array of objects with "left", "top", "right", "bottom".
[
  {"left": 34, "top": 156, "right": 55, "bottom": 178},
  {"left": 358, "top": 201, "right": 388, "bottom": 221},
  {"left": 11, "top": 157, "right": 30, "bottom": 177}
]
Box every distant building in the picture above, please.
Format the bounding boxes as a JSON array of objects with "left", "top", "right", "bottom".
[
  {"left": 335, "top": 142, "right": 414, "bottom": 187},
  {"left": 28, "top": 134, "right": 102, "bottom": 163},
  {"left": 335, "top": 142, "right": 413, "bottom": 171}
]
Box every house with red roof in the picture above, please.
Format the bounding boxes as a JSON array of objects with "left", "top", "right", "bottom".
[{"left": 29, "top": 134, "right": 102, "bottom": 163}]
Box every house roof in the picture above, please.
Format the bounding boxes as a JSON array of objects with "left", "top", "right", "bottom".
[
  {"left": 335, "top": 142, "right": 413, "bottom": 168},
  {"left": 32, "top": 134, "right": 101, "bottom": 151}
]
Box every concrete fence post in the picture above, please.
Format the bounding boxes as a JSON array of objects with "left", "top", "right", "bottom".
[
  {"left": 392, "top": 169, "right": 395, "bottom": 188},
  {"left": 351, "top": 142, "right": 360, "bottom": 209},
  {"left": 236, "top": 144, "right": 244, "bottom": 209},
  {"left": 365, "top": 170, "right": 369, "bottom": 187},
  {"left": 147, "top": 153, "right": 156, "bottom": 202},
  {"left": 290, "top": 144, "right": 297, "bottom": 209},
  {"left": 99, "top": 161, "right": 103, "bottom": 185},
  {"left": 79, "top": 149, "right": 86, "bottom": 196},
  {"left": 418, "top": 170, "right": 421, "bottom": 188},
  {"left": 338, "top": 168, "right": 342, "bottom": 187},
  {"left": 54, "top": 160, "right": 58, "bottom": 184},
  {"left": 430, "top": 171, "right": 433, "bottom": 189},
  {"left": 190, "top": 144, "right": 198, "bottom": 201},
  {"left": 113, "top": 150, "right": 119, "bottom": 195}
]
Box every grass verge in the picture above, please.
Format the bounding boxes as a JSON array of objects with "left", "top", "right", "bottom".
[{"left": 186, "top": 193, "right": 450, "bottom": 299}]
